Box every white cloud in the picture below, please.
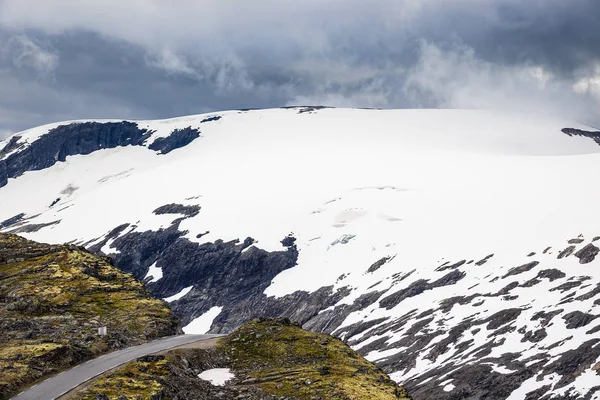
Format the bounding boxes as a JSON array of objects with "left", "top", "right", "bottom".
[
  {"left": 2, "top": 35, "right": 59, "bottom": 74},
  {"left": 403, "top": 41, "right": 593, "bottom": 123},
  {"left": 573, "top": 65, "right": 600, "bottom": 101},
  {"left": 144, "top": 48, "right": 197, "bottom": 76}
]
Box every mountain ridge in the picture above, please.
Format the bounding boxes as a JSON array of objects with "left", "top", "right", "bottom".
[{"left": 1, "top": 107, "right": 600, "bottom": 399}]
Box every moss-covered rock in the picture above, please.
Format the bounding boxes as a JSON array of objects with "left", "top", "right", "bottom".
[
  {"left": 0, "top": 233, "right": 180, "bottom": 400},
  {"left": 80, "top": 318, "right": 411, "bottom": 400}
]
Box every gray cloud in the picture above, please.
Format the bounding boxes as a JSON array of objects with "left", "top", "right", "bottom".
[
  {"left": 1, "top": 34, "right": 59, "bottom": 74},
  {"left": 0, "top": 0, "right": 599, "bottom": 137}
]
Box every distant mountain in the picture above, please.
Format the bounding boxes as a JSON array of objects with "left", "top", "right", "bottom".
[{"left": 1, "top": 107, "right": 599, "bottom": 399}]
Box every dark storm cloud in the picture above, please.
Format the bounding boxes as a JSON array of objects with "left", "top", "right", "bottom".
[{"left": 0, "top": 0, "right": 599, "bottom": 137}]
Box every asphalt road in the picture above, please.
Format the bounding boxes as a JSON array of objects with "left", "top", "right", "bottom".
[{"left": 11, "top": 334, "right": 221, "bottom": 400}]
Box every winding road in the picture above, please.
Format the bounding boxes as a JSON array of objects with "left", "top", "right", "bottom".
[{"left": 11, "top": 334, "right": 221, "bottom": 400}]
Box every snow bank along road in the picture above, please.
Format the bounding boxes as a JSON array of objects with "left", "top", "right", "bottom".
[{"left": 10, "top": 334, "right": 221, "bottom": 400}]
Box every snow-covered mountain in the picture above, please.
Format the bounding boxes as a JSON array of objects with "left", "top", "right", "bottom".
[{"left": 1, "top": 107, "right": 600, "bottom": 399}]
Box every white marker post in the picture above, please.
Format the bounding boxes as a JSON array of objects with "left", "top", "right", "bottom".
[{"left": 98, "top": 326, "right": 107, "bottom": 336}]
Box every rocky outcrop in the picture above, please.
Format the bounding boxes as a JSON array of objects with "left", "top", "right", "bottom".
[
  {"left": 0, "top": 122, "right": 153, "bottom": 188},
  {"left": 153, "top": 203, "right": 201, "bottom": 217},
  {"left": 148, "top": 127, "right": 200, "bottom": 155},
  {"left": 562, "top": 128, "right": 600, "bottom": 146},
  {"left": 574, "top": 243, "right": 599, "bottom": 264},
  {"left": 0, "top": 233, "right": 180, "bottom": 399},
  {"left": 0, "top": 122, "right": 202, "bottom": 188},
  {"left": 79, "top": 318, "right": 412, "bottom": 400}
]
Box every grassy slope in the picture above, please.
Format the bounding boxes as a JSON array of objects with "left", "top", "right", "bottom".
[
  {"left": 0, "top": 234, "right": 180, "bottom": 400},
  {"left": 81, "top": 318, "right": 412, "bottom": 400}
]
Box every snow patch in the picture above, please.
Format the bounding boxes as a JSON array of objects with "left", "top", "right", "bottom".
[
  {"left": 144, "top": 262, "right": 163, "bottom": 283},
  {"left": 197, "top": 368, "right": 234, "bottom": 386},
  {"left": 182, "top": 306, "right": 223, "bottom": 334},
  {"left": 163, "top": 286, "right": 193, "bottom": 302}
]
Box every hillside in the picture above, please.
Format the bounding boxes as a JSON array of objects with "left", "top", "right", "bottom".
[
  {"left": 1, "top": 107, "right": 600, "bottom": 398},
  {"left": 78, "top": 318, "right": 412, "bottom": 400},
  {"left": 0, "top": 234, "right": 180, "bottom": 399}
]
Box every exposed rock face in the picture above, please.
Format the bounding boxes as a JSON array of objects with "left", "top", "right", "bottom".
[
  {"left": 575, "top": 243, "right": 599, "bottom": 264},
  {"left": 89, "top": 221, "right": 354, "bottom": 333},
  {"left": 562, "top": 127, "right": 600, "bottom": 145},
  {"left": 0, "top": 233, "right": 180, "bottom": 400},
  {"left": 148, "top": 127, "right": 200, "bottom": 155},
  {"left": 79, "top": 319, "right": 412, "bottom": 400},
  {"left": 0, "top": 122, "right": 202, "bottom": 188},
  {"left": 0, "top": 122, "right": 151, "bottom": 187},
  {"left": 0, "top": 213, "right": 25, "bottom": 230},
  {"left": 153, "top": 203, "right": 201, "bottom": 217},
  {"left": 86, "top": 221, "right": 600, "bottom": 400}
]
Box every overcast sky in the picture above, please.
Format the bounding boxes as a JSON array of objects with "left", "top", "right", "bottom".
[{"left": 0, "top": 0, "right": 599, "bottom": 137}]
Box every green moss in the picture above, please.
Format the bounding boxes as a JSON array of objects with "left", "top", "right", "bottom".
[
  {"left": 0, "top": 234, "right": 180, "bottom": 400},
  {"left": 81, "top": 320, "right": 412, "bottom": 400},
  {"left": 219, "top": 319, "right": 411, "bottom": 400},
  {"left": 81, "top": 357, "right": 169, "bottom": 400}
]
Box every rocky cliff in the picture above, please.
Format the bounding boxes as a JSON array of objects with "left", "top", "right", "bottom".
[
  {"left": 0, "top": 234, "right": 180, "bottom": 400},
  {"left": 0, "top": 121, "right": 202, "bottom": 188}
]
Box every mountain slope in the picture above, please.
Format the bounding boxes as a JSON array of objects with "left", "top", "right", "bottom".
[
  {"left": 0, "top": 233, "right": 180, "bottom": 399},
  {"left": 1, "top": 107, "right": 600, "bottom": 399}
]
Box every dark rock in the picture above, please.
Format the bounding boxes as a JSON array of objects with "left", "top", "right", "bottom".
[
  {"left": 575, "top": 283, "right": 600, "bottom": 301},
  {"left": 521, "top": 328, "right": 547, "bottom": 343},
  {"left": 0, "top": 135, "right": 25, "bottom": 158},
  {"left": 379, "top": 280, "right": 430, "bottom": 310},
  {"left": 438, "top": 294, "right": 480, "bottom": 313},
  {"left": 531, "top": 309, "right": 563, "bottom": 327},
  {"left": 574, "top": 243, "right": 599, "bottom": 264},
  {"left": 148, "top": 127, "right": 200, "bottom": 155},
  {"left": 568, "top": 238, "right": 584, "bottom": 244},
  {"left": 536, "top": 269, "right": 567, "bottom": 282},
  {"left": 562, "top": 311, "right": 598, "bottom": 329},
  {"left": 436, "top": 259, "right": 466, "bottom": 272},
  {"left": 561, "top": 128, "right": 600, "bottom": 145},
  {"left": 137, "top": 355, "right": 165, "bottom": 363},
  {"left": 496, "top": 281, "right": 519, "bottom": 295},
  {"left": 0, "top": 122, "right": 152, "bottom": 188},
  {"left": 153, "top": 204, "right": 200, "bottom": 218},
  {"left": 367, "top": 257, "right": 391, "bottom": 273},
  {"left": 200, "top": 116, "right": 222, "bottom": 123},
  {"left": 296, "top": 106, "right": 331, "bottom": 114},
  {"left": 475, "top": 254, "right": 494, "bottom": 266},
  {"left": 524, "top": 385, "right": 552, "bottom": 400},
  {"left": 280, "top": 235, "right": 296, "bottom": 248},
  {"left": 485, "top": 308, "right": 522, "bottom": 330},
  {"left": 7, "top": 220, "right": 61, "bottom": 234},
  {"left": 0, "top": 213, "right": 25, "bottom": 230},
  {"left": 432, "top": 270, "right": 466, "bottom": 287},
  {"left": 558, "top": 246, "right": 576, "bottom": 259},
  {"left": 585, "top": 325, "right": 600, "bottom": 335},
  {"left": 550, "top": 281, "right": 583, "bottom": 293},
  {"left": 521, "top": 278, "right": 541, "bottom": 287},
  {"left": 540, "top": 339, "right": 600, "bottom": 389},
  {"left": 502, "top": 261, "right": 539, "bottom": 278}
]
